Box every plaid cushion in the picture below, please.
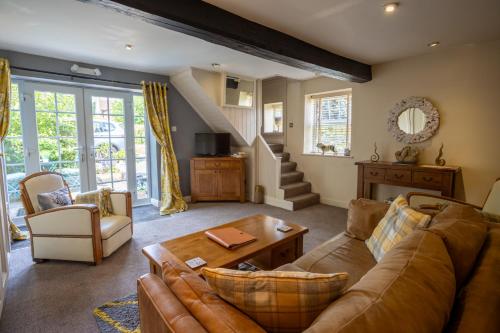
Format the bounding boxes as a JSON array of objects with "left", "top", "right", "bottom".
[
  {"left": 201, "top": 268, "right": 348, "bottom": 333},
  {"left": 366, "top": 195, "right": 431, "bottom": 262}
]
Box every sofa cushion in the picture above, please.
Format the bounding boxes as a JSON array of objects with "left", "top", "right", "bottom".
[
  {"left": 429, "top": 219, "right": 488, "bottom": 288},
  {"left": 293, "top": 233, "right": 376, "bottom": 288},
  {"left": 202, "top": 267, "right": 348, "bottom": 333},
  {"left": 366, "top": 195, "right": 431, "bottom": 261},
  {"left": 446, "top": 225, "right": 500, "bottom": 333},
  {"left": 274, "top": 263, "right": 305, "bottom": 272},
  {"left": 100, "top": 215, "right": 131, "bottom": 239},
  {"left": 346, "top": 199, "right": 389, "bottom": 240},
  {"left": 304, "top": 230, "right": 456, "bottom": 333},
  {"left": 161, "top": 254, "right": 265, "bottom": 333}
]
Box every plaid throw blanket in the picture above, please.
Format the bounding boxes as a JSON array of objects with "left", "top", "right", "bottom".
[{"left": 75, "top": 188, "right": 113, "bottom": 217}]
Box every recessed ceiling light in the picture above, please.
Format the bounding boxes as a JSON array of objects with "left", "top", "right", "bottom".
[
  {"left": 125, "top": 44, "right": 133, "bottom": 50},
  {"left": 384, "top": 2, "right": 399, "bottom": 13},
  {"left": 428, "top": 41, "right": 440, "bottom": 48}
]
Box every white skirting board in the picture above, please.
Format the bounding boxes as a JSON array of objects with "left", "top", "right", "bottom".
[{"left": 264, "top": 195, "right": 294, "bottom": 211}]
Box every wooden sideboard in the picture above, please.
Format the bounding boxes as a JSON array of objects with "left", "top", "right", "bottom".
[
  {"left": 355, "top": 161, "right": 461, "bottom": 199},
  {"left": 190, "top": 156, "right": 246, "bottom": 203}
]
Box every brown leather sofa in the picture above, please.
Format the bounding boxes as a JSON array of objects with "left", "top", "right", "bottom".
[{"left": 137, "top": 199, "right": 500, "bottom": 333}]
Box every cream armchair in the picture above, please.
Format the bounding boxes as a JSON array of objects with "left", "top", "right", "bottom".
[{"left": 20, "top": 171, "right": 133, "bottom": 265}]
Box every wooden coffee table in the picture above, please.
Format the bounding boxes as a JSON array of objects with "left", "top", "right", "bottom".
[{"left": 142, "top": 214, "right": 308, "bottom": 275}]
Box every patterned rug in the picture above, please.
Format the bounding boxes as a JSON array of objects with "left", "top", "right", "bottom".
[
  {"left": 93, "top": 262, "right": 259, "bottom": 332},
  {"left": 93, "top": 294, "right": 140, "bottom": 333}
]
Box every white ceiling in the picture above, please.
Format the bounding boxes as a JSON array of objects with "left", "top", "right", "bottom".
[
  {"left": 0, "top": 0, "right": 499, "bottom": 81},
  {"left": 205, "top": 0, "right": 500, "bottom": 64},
  {"left": 0, "top": 0, "right": 314, "bottom": 79}
]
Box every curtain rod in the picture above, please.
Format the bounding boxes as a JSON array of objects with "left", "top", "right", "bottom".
[{"left": 10, "top": 65, "right": 158, "bottom": 88}]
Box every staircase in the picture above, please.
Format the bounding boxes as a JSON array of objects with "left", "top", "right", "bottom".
[{"left": 268, "top": 143, "right": 320, "bottom": 210}]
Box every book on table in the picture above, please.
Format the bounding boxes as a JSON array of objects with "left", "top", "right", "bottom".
[{"left": 205, "top": 227, "right": 256, "bottom": 249}]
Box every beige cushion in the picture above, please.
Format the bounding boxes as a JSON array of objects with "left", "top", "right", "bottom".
[
  {"left": 446, "top": 225, "right": 500, "bottom": 333},
  {"left": 305, "top": 230, "right": 456, "bottom": 333},
  {"left": 24, "top": 173, "right": 66, "bottom": 212},
  {"left": 366, "top": 195, "right": 431, "bottom": 261},
  {"left": 294, "top": 233, "right": 376, "bottom": 288},
  {"left": 100, "top": 215, "right": 131, "bottom": 239},
  {"left": 429, "top": 218, "right": 488, "bottom": 288},
  {"left": 202, "top": 268, "right": 348, "bottom": 333},
  {"left": 346, "top": 199, "right": 389, "bottom": 240}
]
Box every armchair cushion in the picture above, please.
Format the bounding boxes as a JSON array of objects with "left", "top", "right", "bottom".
[
  {"left": 23, "top": 172, "right": 67, "bottom": 212},
  {"left": 100, "top": 215, "right": 131, "bottom": 239},
  {"left": 37, "top": 187, "right": 72, "bottom": 211}
]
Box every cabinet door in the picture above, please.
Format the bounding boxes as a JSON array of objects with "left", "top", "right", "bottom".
[
  {"left": 194, "top": 170, "right": 219, "bottom": 200},
  {"left": 218, "top": 170, "right": 241, "bottom": 200}
]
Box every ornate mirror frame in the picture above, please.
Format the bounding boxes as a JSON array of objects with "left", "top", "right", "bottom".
[{"left": 387, "top": 96, "right": 440, "bottom": 144}]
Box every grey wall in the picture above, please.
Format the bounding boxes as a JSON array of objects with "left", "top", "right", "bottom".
[
  {"left": 168, "top": 87, "right": 212, "bottom": 195},
  {"left": 0, "top": 49, "right": 211, "bottom": 198}
]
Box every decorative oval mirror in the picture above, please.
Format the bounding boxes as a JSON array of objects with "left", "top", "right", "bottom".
[{"left": 388, "top": 96, "right": 439, "bottom": 143}]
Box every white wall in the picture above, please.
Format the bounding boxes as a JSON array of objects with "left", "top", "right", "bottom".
[
  {"left": 286, "top": 39, "right": 500, "bottom": 207},
  {"left": 191, "top": 68, "right": 257, "bottom": 146}
]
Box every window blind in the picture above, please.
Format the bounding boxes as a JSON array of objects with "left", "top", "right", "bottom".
[{"left": 309, "top": 92, "right": 351, "bottom": 154}]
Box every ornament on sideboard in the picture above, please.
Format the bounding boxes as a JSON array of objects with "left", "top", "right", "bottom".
[
  {"left": 435, "top": 143, "right": 446, "bottom": 166},
  {"left": 370, "top": 142, "right": 380, "bottom": 162},
  {"left": 316, "top": 143, "right": 335, "bottom": 155},
  {"left": 395, "top": 145, "right": 419, "bottom": 164}
]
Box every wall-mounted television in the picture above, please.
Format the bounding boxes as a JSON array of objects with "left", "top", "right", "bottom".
[{"left": 195, "top": 133, "right": 231, "bottom": 156}]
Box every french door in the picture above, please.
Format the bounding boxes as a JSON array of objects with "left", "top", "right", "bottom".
[{"left": 4, "top": 81, "right": 150, "bottom": 211}]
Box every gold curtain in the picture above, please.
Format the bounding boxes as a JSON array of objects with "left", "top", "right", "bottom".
[
  {"left": 0, "top": 58, "right": 27, "bottom": 240},
  {"left": 142, "top": 82, "right": 187, "bottom": 215}
]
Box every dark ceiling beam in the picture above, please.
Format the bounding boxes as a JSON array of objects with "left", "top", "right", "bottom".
[{"left": 80, "top": 0, "right": 372, "bottom": 82}]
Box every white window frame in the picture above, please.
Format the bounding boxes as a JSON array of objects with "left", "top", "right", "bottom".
[
  {"left": 263, "top": 101, "right": 284, "bottom": 134},
  {"left": 304, "top": 88, "right": 352, "bottom": 157},
  {"left": 3, "top": 78, "right": 152, "bottom": 206}
]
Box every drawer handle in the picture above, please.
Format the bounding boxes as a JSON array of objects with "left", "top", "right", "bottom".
[
  {"left": 370, "top": 171, "right": 379, "bottom": 176},
  {"left": 423, "top": 176, "right": 434, "bottom": 182},
  {"left": 394, "top": 174, "right": 404, "bottom": 179}
]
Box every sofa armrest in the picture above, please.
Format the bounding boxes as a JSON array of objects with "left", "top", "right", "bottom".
[
  {"left": 110, "top": 191, "right": 132, "bottom": 218},
  {"left": 138, "top": 273, "right": 207, "bottom": 333}
]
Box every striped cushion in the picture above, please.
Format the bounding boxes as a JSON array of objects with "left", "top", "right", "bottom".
[
  {"left": 201, "top": 268, "right": 348, "bottom": 333},
  {"left": 366, "top": 195, "right": 431, "bottom": 262}
]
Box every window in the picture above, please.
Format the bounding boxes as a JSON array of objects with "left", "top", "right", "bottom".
[
  {"left": 263, "top": 102, "right": 283, "bottom": 133},
  {"left": 304, "top": 89, "right": 352, "bottom": 156}
]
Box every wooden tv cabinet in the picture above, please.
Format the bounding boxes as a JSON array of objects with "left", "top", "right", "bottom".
[{"left": 190, "top": 156, "right": 246, "bottom": 203}]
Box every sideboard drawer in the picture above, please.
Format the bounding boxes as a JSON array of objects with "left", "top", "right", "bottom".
[
  {"left": 385, "top": 169, "right": 412, "bottom": 183},
  {"left": 413, "top": 171, "right": 443, "bottom": 187},
  {"left": 195, "top": 160, "right": 239, "bottom": 170},
  {"left": 364, "top": 167, "right": 386, "bottom": 181}
]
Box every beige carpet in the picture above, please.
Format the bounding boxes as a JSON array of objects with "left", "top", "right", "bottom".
[{"left": 0, "top": 202, "right": 347, "bottom": 333}]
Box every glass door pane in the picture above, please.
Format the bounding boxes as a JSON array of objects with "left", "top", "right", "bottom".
[
  {"left": 32, "top": 87, "right": 85, "bottom": 193},
  {"left": 86, "top": 91, "right": 129, "bottom": 192},
  {"left": 133, "top": 95, "right": 150, "bottom": 202}
]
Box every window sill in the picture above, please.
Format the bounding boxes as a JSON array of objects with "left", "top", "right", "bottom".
[{"left": 301, "top": 153, "right": 354, "bottom": 159}]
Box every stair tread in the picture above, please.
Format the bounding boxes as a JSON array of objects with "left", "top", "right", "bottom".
[
  {"left": 287, "top": 193, "right": 320, "bottom": 202},
  {"left": 280, "top": 182, "right": 310, "bottom": 189},
  {"left": 281, "top": 171, "right": 303, "bottom": 177},
  {"left": 281, "top": 161, "right": 296, "bottom": 166}
]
